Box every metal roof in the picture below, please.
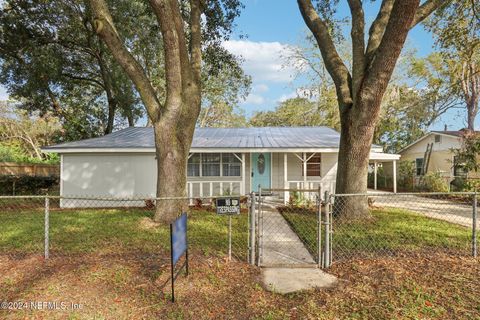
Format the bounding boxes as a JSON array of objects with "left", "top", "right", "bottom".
[{"left": 43, "top": 126, "right": 380, "bottom": 151}]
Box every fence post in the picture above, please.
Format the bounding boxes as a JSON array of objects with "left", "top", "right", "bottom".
[
  {"left": 317, "top": 187, "right": 322, "bottom": 267},
  {"left": 473, "top": 193, "right": 477, "bottom": 258},
  {"left": 257, "top": 185, "right": 262, "bottom": 266},
  {"left": 248, "top": 192, "right": 256, "bottom": 265},
  {"left": 44, "top": 197, "right": 49, "bottom": 260},
  {"left": 323, "top": 191, "right": 330, "bottom": 268}
]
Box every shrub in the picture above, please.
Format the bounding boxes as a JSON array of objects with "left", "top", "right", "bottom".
[
  {"left": 422, "top": 172, "right": 449, "bottom": 192},
  {"left": 0, "top": 175, "right": 59, "bottom": 195},
  {"left": 460, "top": 179, "right": 480, "bottom": 192}
]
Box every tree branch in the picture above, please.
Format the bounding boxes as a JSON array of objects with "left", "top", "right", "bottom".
[
  {"left": 365, "top": 0, "right": 394, "bottom": 66},
  {"left": 347, "top": 0, "right": 365, "bottom": 101},
  {"left": 149, "top": 0, "right": 186, "bottom": 106},
  {"left": 363, "top": 0, "right": 420, "bottom": 113},
  {"left": 411, "top": 0, "right": 450, "bottom": 27},
  {"left": 88, "top": 0, "right": 162, "bottom": 122},
  {"left": 297, "top": 0, "right": 352, "bottom": 107},
  {"left": 190, "top": 0, "right": 202, "bottom": 83}
]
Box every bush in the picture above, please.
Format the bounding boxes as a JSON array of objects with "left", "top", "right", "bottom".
[
  {"left": 0, "top": 175, "right": 59, "bottom": 195},
  {"left": 422, "top": 172, "right": 449, "bottom": 192},
  {"left": 460, "top": 179, "right": 480, "bottom": 192}
]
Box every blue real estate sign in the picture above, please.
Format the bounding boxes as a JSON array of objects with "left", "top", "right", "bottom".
[
  {"left": 169, "top": 212, "right": 189, "bottom": 302},
  {"left": 171, "top": 213, "right": 187, "bottom": 265}
]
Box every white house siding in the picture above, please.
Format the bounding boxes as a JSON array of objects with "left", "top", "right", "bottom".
[
  {"left": 61, "top": 153, "right": 156, "bottom": 207},
  {"left": 60, "top": 151, "right": 340, "bottom": 207},
  {"left": 400, "top": 134, "right": 461, "bottom": 176}
]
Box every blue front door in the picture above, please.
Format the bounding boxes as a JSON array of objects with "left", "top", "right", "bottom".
[{"left": 251, "top": 153, "right": 271, "bottom": 192}]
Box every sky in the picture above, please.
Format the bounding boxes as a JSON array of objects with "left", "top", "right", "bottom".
[{"left": 0, "top": 0, "right": 474, "bottom": 130}]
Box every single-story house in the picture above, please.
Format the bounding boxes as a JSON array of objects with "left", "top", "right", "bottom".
[
  {"left": 43, "top": 126, "right": 400, "bottom": 205},
  {"left": 399, "top": 129, "right": 471, "bottom": 183}
]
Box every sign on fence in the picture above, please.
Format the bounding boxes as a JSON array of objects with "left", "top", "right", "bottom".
[
  {"left": 170, "top": 212, "right": 189, "bottom": 302},
  {"left": 215, "top": 197, "right": 241, "bottom": 261},
  {"left": 216, "top": 197, "right": 240, "bottom": 215}
]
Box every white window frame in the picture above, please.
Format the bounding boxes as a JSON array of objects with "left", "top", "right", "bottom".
[{"left": 187, "top": 153, "right": 241, "bottom": 177}]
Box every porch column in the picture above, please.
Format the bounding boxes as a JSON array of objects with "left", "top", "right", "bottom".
[
  {"left": 242, "top": 153, "right": 246, "bottom": 195},
  {"left": 374, "top": 161, "right": 378, "bottom": 190},
  {"left": 393, "top": 160, "right": 397, "bottom": 193},
  {"left": 303, "top": 152, "right": 307, "bottom": 189},
  {"left": 284, "top": 153, "right": 288, "bottom": 204}
]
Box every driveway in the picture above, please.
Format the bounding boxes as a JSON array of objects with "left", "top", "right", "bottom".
[{"left": 369, "top": 191, "right": 478, "bottom": 228}]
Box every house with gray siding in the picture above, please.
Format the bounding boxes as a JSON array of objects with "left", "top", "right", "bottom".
[{"left": 43, "top": 126, "right": 400, "bottom": 204}]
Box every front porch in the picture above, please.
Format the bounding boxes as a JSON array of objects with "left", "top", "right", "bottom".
[{"left": 186, "top": 151, "right": 337, "bottom": 202}]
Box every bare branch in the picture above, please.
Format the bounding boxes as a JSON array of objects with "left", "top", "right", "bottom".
[
  {"left": 297, "top": 0, "right": 352, "bottom": 107},
  {"left": 88, "top": 0, "right": 162, "bottom": 122}
]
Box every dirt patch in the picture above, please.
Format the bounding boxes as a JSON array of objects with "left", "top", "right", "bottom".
[
  {"left": 0, "top": 252, "right": 479, "bottom": 319},
  {"left": 138, "top": 217, "right": 162, "bottom": 230}
]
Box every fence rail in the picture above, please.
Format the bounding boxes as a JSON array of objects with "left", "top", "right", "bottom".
[{"left": 0, "top": 162, "right": 59, "bottom": 177}]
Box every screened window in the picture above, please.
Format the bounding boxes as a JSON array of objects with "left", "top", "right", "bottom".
[
  {"left": 202, "top": 153, "right": 221, "bottom": 176},
  {"left": 302, "top": 153, "right": 322, "bottom": 177},
  {"left": 222, "top": 153, "right": 241, "bottom": 176},
  {"left": 434, "top": 135, "right": 441, "bottom": 143},
  {"left": 416, "top": 158, "right": 424, "bottom": 176},
  {"left": 187, "top": 153, "right": 200, "bottom": 177}
]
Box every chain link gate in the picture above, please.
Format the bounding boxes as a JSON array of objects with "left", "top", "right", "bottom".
[{"left": 248, "top": 187, "right": 332, "bottom": 268}]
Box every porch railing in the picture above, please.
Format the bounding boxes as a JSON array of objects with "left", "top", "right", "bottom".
[
  {"left": 186, "top": 180, "right": 242, "bottom": 200},
  {"left": 284, "top": 180, "right": 336, "bottom": 203}
]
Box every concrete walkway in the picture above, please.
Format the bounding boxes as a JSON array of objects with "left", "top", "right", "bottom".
[
  {"left": 369, "top": 191, "right": 478, "bottom": 228},
  {"left": 259, "top": 205, "right": 315, "bottom": 266},
  {"left": 261, "top": 268, "right": 337, "bottom": 294}
]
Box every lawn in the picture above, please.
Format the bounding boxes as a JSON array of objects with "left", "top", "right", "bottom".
[
  {"left": 0, "top": 206, "right": 249, "bottom": 259},
  {"left": 280, "top": 206, "right": 473, "bottom": 260},
  {"left": 1, "top": 204, "right": 479, "bottom": 319}
]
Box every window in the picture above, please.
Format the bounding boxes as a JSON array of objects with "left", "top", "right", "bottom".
[
  {"left": 453, "top": 156, "right": 468, "bottom": 178},
  {"left": 434, "top": 135, "right": 441, "bottom": 143},
  {"left": 202, "top": 153, "right": 221, "bottom": 176},
  {"left": 302, "top": 153, "right": 322, "bottom": 177},
  {"left": 188, "top": 153, "right": 242, "bottom": 177},
  {"left": 222, "top": 153, "right": 241, "bottom": 176},
  {"left": 187, "top": 153, "right": 200, "bottom": 177},
  {"left": 416, "top": 158, "right": 424, "bottom": 176}
]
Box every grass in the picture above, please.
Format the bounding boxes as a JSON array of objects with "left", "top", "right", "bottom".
[
  {"left": 0, "top": 204, "right": 479, "bottom": 319},
  {"left": 0, "top": 206, "right": 248, "bottom": 259},
  {"left": 281, "top": 206, "right": 472, "bottom": 260}
]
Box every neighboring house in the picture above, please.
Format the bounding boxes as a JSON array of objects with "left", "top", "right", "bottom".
[
  {"left": 43, "top": 126, "right": 400, "bottom": 205},
  {"left": 399, "top": 130, "right": 469, "bottom": 182}
]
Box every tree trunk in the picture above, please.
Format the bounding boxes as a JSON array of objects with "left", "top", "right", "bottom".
[
  {"left": 467, "top": 102, "right": 476, "bottom": 130},
  {"left": 334, "top": 100, "right": 377, "bottom": 217},
  {"left": 153, "top": 117, "right": 194, "bottom": 223},
  {"left": 105, "top": 98, "right": 116, "bottom": 134}
]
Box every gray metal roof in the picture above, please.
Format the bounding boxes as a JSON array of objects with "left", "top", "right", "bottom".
[{"left": 44, "top": 126, "right": 361, "bottom": 150}]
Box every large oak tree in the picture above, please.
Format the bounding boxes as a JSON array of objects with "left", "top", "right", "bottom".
[
  {"left": 88, "top": 0, "right": 241, "bottom": 222},
  {"left": 297, "top": 0, "right": 450, "bottom": 214}
]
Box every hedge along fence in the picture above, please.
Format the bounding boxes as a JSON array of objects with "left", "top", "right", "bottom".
[
  {"left": 0, "top": 175, "right": 60, "bottom": 195},
  {"left": 0, "top": 162, "right": 59, "bottom": 177}
]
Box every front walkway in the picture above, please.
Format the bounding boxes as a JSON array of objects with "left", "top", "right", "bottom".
[{"left": 259, "top": 206, "right": 315, "bottom": 266}]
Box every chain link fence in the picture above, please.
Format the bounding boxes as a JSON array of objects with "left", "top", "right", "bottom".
[
  {"left": 0, "top": 196, "right": 249, "bottom": 262},
  {"left": 254, "top": 189, "right": 320, "bottom": 267},
  {"left": 328, "top": 192, "right": 478, "bottom": 264}
]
